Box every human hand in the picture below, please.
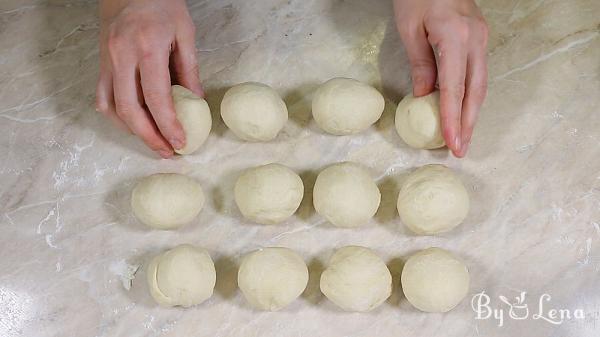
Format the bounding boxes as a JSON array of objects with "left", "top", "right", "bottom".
[
  {"left": 393, "top": 0, "right": 489, "bottom": 157},
  {"left": 95, "top": 0, "right": 203, "bottom": 158}
]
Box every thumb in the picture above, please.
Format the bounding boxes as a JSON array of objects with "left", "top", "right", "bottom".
[
  {"left": 399, "top": 24, "right": 437, "bottom": 97},
  {"left": 171, "top": 28, "right": 204, "bottom": 97}
]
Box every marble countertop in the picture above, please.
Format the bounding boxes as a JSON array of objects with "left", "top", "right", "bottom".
[{"left": 1, "top": 0, "right": 599, "bottom": 336}]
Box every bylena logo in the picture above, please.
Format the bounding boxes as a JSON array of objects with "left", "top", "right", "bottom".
[{"left": 471, "top": 291, "right": 585, "bottom": 327}]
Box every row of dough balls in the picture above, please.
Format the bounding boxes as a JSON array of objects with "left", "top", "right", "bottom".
[
  {"left": 131, "top": 163, "right": 470, "bottom": 234},
  {"left": 146, "top": 244, "right": 469, "bottom": 313},
  {"left": 170, "top": 78, "right": 444, "bottom": 154}
]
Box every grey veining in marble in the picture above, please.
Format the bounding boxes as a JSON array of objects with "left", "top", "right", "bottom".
[{"left": 0, "top": 0, "right": 599, "bottom": 336}]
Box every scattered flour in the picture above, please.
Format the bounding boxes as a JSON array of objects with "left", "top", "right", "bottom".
[{"left": 109, "top": 259, "right": 140, "bottom": 291}]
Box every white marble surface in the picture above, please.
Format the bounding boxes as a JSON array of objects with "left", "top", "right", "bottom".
[{"left": 1, "top": 0, "right": 599, "bottom": 336}]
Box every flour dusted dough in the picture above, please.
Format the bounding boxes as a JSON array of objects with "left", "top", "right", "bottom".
[
  {"left": 395, "top": 90, "right": 445, "bottom": 149},
  {"left": 238, "top": 247, "right": 308, "bottom": 311},
  {"left": 171, "top": 85, "right": 212, "bottom": 155},
  {"left": 146, "top": 244, "right": 216, "bottom": 307},
  {"left": 131, "top": 173, "right": 205, "bottom": 230},
  {"left": 234, "top": 163, "right": 304, "bottom": 225},
  {"left": 397, "top": 164, "right": 469, "bottom": 234},
  {"left": 320, "top": 246, "right": 392, "bottom": 312},
  {"left": 220, "top": 82, "right": 288, "bottom": 141},
  {"left": 312, "top": 78, "right": 385, "bottom": 135},
  {"left": 401, "top": 247, "right": 469, "bottom": 313},
  {"left": 313, "top": 162, "right": 381, "bottom": 227}
]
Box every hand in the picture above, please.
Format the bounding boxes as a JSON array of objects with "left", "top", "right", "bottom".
[
  {"left": 95, "top": 0, "right": 203, "bottom": 158},
  {"left": 393, "top": 0, "right": 489, "bottom": 157}
]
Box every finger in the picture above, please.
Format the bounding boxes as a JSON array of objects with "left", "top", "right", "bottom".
[
  {"left": 139, "top": 51, "right": 186, "bottom": 151},
  {"left": 95, "top": 69, "right": 130, "bottom": 133},
  {"left": 433, "top": 38, "right": 468, "bottom": 156},
  {"left": 458, "top": 46, "right": 488, "bottom": 157},
  {"left": 171, "top": 23, "right": 204, "bottom": 97},
  {"left": 397, "top": 22, "right": 437, "bottom": 97},
  {"left": 111, "top": 61, "right": 174, "bottom": 159}
]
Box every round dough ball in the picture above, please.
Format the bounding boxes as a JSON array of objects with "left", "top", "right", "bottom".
[
  {"left": 238, "top": 247, "right": 308, "bottom": 311},
  {"left": 395, "top": 90, "right": 445, "bottom": 149},
  {"left": 171, "top": 85, "right": 212, "bottom": 155},
  {"left": 234, "top": 163, "right": 304, "bottom": 225},
  {"left": 320, "top": 246, "right": 392, "bottom": 312},
  {"left": 313, "top": 162, "right": 381, "bottom": 227},
  {"left": 146, "top": 244, "right": 216, "bottom": 307},
  {"left": 312, "top": 78, "right": 385, "bottom": 135},
  {"left": 401, "top": 247, "right": 470, "bottom": 313},
  {"left": 131, "top": 173, "right": 205, "bottom": 230},
  {"left": 397, "top": 164, "right": 469, "bottom": 234},
  {"left": 220, "top": 82, "right": 288, "bottom": 141}
]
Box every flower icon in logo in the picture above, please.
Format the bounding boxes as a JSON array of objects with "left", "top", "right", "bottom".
[{"left": 499, "top": 292, "right": 529, "bottom": 320}]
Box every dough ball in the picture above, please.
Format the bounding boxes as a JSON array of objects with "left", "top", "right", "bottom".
[
  {"left": 238, "top": 247, "right": 308, "bottom": 311},
  {"left": 220, "top": 82, "right": 288, "bottom": 141},
  {"left": 401, "top": 247, "right": 469, "bottom": 313},
  {"left": 131, "top": 173, "right": 205, "bottom": 230},
  {"left": 146, "top": 244, "right": 216, "bottom": 307},
  {"left": 312, "top": 78, "right": 385, "bottom": 135},
  {"left": 397, "top": 164, "right": 469, "bottom": 234},
  {"left": 320, "top": 246, "right": 392, "bottom": 312},
  {"left": 171, "top": 85, "right": 212, "bottom": 155},
  {"left": 313, "top": 162, "right": 381, "bottom": 227},
  {"left": 234, "top": 163, "right": 304, "bottom": 225},
  {"left": 395, "top": 90, "right": 445, "bottom": 149}
]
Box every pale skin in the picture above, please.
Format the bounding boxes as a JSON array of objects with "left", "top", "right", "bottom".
[{"left": 96, "top": 0, "right": 488, "bottom": 158}]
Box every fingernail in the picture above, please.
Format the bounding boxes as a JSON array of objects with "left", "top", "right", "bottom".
[
  {"left": 454, "top": 135, "right": 461, "bottom": 152},
  {"left": 170, "top": 138, "right": 184, "bottom": 150},
  {"left": 461, "top": 140, "right": 470, "bottom": 156},
  {"left": 412, "top": 77, "right": 425, "bottom": 96},
  {"left": 157, "top": 149, "right": 172, "bottom": 158}
]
